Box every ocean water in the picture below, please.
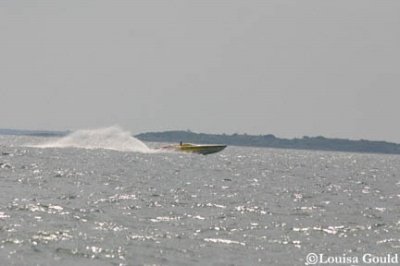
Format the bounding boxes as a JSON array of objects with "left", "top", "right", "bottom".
[{"left": 1, "top": 130, "right": 400, "bottom": 265}]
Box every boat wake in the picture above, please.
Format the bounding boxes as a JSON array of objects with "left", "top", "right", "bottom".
[{"left": 30, "top": 126, "right": 155, "bottom": 153}]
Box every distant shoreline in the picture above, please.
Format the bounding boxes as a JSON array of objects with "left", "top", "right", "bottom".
[
  {"left": 0, "top": 128, "right": 69, "bottom": 137},
  {"left": 1, "top": 128, "right": 400, "bottom": 155},
  {"left": 136, "top": 130, "right": 400, "bottom": 155}
]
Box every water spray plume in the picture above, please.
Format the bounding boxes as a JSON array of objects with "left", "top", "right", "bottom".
[{"left": 32, "top": 126, "right": 153, "bottom": 153}]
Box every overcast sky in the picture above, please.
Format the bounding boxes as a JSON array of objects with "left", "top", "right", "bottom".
[{"left": 1, "top": 0, "right": 399, "bottom": 142}]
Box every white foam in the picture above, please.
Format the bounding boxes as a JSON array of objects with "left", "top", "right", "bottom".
[
  {"left": 31, "top": 126, "right": 154, "bottom": 153},
  {"left": 204, "top": 238, "right": 246, "bottom": 246}
]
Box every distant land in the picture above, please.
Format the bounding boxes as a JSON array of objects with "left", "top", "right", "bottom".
[
  {"left": 136, "top": 130, "right": 400, "bottom": 155},
  {"left": 0, "top": 128, "right": 68, "bottom": 137},
  {"left": 1, "top": 128, "right": 400, "bottom": 155}
]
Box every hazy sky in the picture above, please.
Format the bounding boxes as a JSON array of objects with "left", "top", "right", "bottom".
[{"left": 1, "top": 0, "right": 399, "bottom": 142}]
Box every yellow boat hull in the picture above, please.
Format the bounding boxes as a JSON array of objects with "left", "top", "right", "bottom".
[{"left": 162, "top": 143, "right": 227, "bottom": 155}]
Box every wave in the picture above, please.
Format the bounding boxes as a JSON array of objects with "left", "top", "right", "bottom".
[{"left": 30, "top": 126, "right": 154, "bottom": 153}]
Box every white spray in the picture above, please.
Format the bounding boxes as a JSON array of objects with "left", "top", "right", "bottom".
[{"left": 32, "top": 126, "right": 153, "bottom": 153}]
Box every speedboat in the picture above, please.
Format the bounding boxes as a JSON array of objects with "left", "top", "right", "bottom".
[{"left": 161, "top": 143, "right": 227, "bottom": 155}]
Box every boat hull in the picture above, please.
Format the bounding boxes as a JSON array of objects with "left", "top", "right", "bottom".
[{"left": 162, "top": 143, "right": 227, "bottom": 155}]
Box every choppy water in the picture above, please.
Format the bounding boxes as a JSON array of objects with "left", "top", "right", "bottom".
[{"left": 1, "top": 133, "right": 400, "bottom": 265}]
